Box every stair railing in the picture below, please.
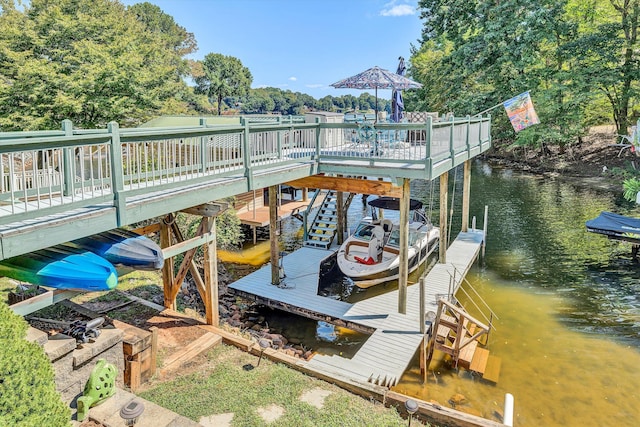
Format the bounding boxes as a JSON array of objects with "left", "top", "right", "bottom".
[{"left": 302, "top": 189, "right": 329, "bottom": 241}]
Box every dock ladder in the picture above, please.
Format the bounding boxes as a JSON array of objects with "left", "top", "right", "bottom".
[{"left": 303, "top": 190, "right": 353, "bottom": 249}]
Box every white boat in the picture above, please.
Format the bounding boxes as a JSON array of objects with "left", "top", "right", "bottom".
[{"left": 336, "top": 197, "right": 439, "bottom": 288}]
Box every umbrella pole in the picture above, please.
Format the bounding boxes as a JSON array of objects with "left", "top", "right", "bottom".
[{"left": 374, "top": 87, "right": 378, "bottom": 123}]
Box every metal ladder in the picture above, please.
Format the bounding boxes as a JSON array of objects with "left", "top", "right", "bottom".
[{"left": 303, "top": 190, "right": 353, "bottom": 249}]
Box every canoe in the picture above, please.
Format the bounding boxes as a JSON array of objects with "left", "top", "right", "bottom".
[
  {"left": 0, "top": 246, "right": 117, "bottom": 291},
  {"left": 68, "top": 229, "right": 164, "bottom": 270}
]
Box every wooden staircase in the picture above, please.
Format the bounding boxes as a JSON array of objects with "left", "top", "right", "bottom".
[
  {"left": 430, "top": 298, "right": 501, "bottom": 383},
  {"left": 303, "top": 191, "right": 353, "bottom": 249}
]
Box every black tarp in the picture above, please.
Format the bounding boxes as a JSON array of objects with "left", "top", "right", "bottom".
[
  {"left": 586, "top": 211, "right": 640, "bottom": 243},
  {"left": 367, "top": 197, "right": 422, "bottom": 211}
]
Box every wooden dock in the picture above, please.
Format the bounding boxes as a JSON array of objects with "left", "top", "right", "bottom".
[{"left": 228, "top": 230, "right": 485, "bottom": 388}]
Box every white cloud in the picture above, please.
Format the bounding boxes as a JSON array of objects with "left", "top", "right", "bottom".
[
  {"left": 380, "top": 1, "right": 416, "bottom": 17},
  {"left": 289, "top": 76, "right": 297, "bottom": 81}
]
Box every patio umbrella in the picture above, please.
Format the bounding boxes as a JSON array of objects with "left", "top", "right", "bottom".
[
  {"left": 331, "top": 65, "right": 422, "bottom": 122},
  {"left": 391, "top": 57, "right": 406, "bottom": 123}
]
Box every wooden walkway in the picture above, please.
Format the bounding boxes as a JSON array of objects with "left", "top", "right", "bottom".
[{"left": 228, "top": 229, "right": 485, "bottom": 388}]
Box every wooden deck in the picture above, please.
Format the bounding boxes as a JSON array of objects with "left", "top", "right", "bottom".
[{"left": 228, "top": 229, "right": 485, "bottom": 388}]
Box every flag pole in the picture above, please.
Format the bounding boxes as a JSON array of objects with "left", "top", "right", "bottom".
[{"left": 471, "top": 101, "right": 505, "bottom": 118}]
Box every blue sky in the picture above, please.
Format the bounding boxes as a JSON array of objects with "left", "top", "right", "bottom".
[{"left": 121, "top": 0, "right": 424, "bottom": 100}]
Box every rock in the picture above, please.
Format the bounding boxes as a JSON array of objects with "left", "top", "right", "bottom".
[
  {"left": 251, "top": 324, "right": 262, "bottom": 331},
  {"left": 288, "top": 337, "right": 302, "bottom": 345},
  {"left": 303, "top": 350, "right": 313, "bottom": 359},
  {"left": 243, "top": 321, "right": 255, "bottom": 329},
  {"left": 449, "top": 393, "right": 467, "bottom": 406}
]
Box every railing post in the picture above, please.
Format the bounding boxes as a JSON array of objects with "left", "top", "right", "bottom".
[
  {"left": 61, "top": 120, "right": 74, "bottom": 197},
  {"left": 487, "top": 114, "right": 492, "bottom": 147},
  {"left": 465, "top": 114, "right": 471, "bottom": 157},
  {"left": 199, "top": 118, "right": 208, "bottom": 174},
  {"left": 108, "top": 122, "right": 126, "bottom": 225},
  {"left": 425, "top": 116, "right": 432, "bottom": 180},
  {"left": 277, "top": 116, "right": 283, "bottom": 160},
  {"left": 241, "top": 117, "right": 253, "bottom": 189},
  {"left": 315, "top": 117, "right": 321, "bottom": 160},
  {"left": 449, "top": 115, "right": 455, "bottom": 166}
]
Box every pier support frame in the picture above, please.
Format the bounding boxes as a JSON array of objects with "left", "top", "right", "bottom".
[
  {"left": 269, "top": 185, "right": 280, "bottom": 285},
  {"left": 439, "top": 172, "right": 448, "bottom": 264},
  {"left": 461, "top": 160, "right": 471, "bottom": 232},
  {"left": 398, "top": 178, "right": 410, "bottom": 314},
  {"left": 156, "top": 203, "right": 226, "bottom": 325}
]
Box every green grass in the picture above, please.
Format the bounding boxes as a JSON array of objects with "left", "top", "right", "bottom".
[{"left": 139, "top": 344, "right": 430, "bottom": 427}]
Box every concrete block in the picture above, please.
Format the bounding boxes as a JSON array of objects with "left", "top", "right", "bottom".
[
  {"left": 45, "top": 333, "right": 76, "bottom": 361},
  {"left": 26, "top": 326, "right": 48, "bottom": 346},
  {"left": 73, "top": 328, "right": 124, "bottom": 367}
]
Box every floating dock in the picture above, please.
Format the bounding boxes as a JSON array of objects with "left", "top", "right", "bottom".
[{"left": 229, "top": 229, "right": 485, "bottom": 387}]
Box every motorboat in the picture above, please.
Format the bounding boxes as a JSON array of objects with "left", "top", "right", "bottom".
[{"left": 336, "top": 197, "right": 439, "bottom": 288}]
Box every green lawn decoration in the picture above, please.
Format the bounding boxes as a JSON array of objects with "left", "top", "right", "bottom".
[{"left": 76, "top": 359, "right": 117, "bottom": 421}]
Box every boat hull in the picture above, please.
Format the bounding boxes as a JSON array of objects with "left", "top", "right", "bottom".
[
  {"left": 0, "top": 246, "right": 118, "bottom": 291},
  {"left": 69, "top": 229, "right": 164, "bottom": 270},
  {"left": 337, "top": 224, "right": 439, "bottom": 288}
]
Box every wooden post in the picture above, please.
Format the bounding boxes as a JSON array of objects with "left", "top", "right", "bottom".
[
  {"left": 336, "top": 185, "right": 344, "bottom": 245},
  {"left": 203, "top": 217, "right": 219, "bottom": 326},
  {"left": 269, "top": 185, "right": 280, "bottom": 285},
  {"left": 419, "top": 276, "right": 427, "bottom": 381},
  {"left": 461, "top": 160, "right": 471, "bottom": 232},
  {"left": 398, "top": 178, "right": 410, "bottom": 314},
  {"left": 439, "top": 172, "right": 448, "bottom": 264},
  {"left": 302, "top": 188, "right": 308, "bottom": 202},
  {"left": 160, "top": 215, "right": 176, "bottom": 310}
]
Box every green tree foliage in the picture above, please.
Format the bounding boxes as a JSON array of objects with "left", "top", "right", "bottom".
[
  {"left": 0, "top": 0, "right": 196, "bottom": 130},
  {"left": 0, "top": 302, "right": 70, "bottom": 427},
  {"left": 414, "top": 0, "right": 640, "bottom": 149},
  {"left": 194, "top": 53, "right": 252, "bottom": 116}
]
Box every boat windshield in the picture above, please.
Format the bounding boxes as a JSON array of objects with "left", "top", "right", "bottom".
[
  {"left": 353, "top": 223, "right": 376, "bottom": 241},
  {"left": 386, "top": 229, "right": 427, "bottom": 248}
]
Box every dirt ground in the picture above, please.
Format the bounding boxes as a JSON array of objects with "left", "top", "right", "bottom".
[{"left": 486, "top": 125, "right": 636, "bottom": 180}]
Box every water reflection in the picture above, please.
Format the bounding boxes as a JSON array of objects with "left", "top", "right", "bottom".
[{"left": 398, "top": 161, "right": 640, "bottom": 426}]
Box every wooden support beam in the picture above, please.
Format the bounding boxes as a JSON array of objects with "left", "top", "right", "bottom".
[
  {"left": 203, "top": 216, "right": 219, "bottom": 326},
  {"left": 286, "top": 175, "right": 402, "bottom": 197},
  {"left": 336, "top": 178, "right": 345, "bottom": 245},
  {"left": 439, "top": 172, "right": 448, "bottom": 264},
  {"left": 269, "top": 185, "right": 280, "bottom": 286},
  {"left": 169, "top": 221, "right": 206, "bottom": 303},
  {"left": 168, "top": 222, "right": 207, "bottom": 299},
  {"left": 131, "top": 223, "right": 161, "bottom": 235},
  {"left": 462, "top": 160, "right": 471, "bottom": 232},
  {"left": 398, "top": 178, "right": 410, "bottom": 314},
  {"left": 160, "top": 214, "right": 176, "bottom": 310}
]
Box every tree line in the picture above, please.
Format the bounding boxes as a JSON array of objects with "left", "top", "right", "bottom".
[
  {"left": 408, "top": 0, "right": 640, "bottom": 147},
  {"left": 0, "top": 0, "right": 389, "bottom": 131}
]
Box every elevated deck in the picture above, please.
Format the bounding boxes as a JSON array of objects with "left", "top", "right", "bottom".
[
  {"left": 229, "top": 230, "right": 485, "bottom": 388},
  {"left": 0, "top": 116, "right": 490, "bottom": 259}
]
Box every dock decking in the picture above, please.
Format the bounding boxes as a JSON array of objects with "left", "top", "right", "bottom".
[{"left": 228, "top": 229, "right": 485, "bottom": 388}]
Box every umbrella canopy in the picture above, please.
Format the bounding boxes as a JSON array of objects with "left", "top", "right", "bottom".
[
  {"left": 392, "top": 57, "right": 406, "bottom": 123},
  {"left": 331, "top": 65, "right": 422, "bottom": 122}
]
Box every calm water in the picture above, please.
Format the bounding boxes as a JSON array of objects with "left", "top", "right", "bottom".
[
  {"left": 224, "top": 161, "right": 640, "bottom": 426},
  {"left": 395, "top": 162, "right": 640, "bottom": 426}
]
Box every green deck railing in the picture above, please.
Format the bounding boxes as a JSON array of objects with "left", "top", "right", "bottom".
[{"left": 0, "top": 115, "right": 491, "bottom": 229}]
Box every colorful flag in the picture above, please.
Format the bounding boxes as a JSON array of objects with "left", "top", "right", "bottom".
[{"left": 503, "top": 91, "right": 540, "bottom": 132}]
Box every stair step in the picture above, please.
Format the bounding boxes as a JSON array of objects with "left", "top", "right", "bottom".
[
  {"left": 469, "top": 347, "right": 489, "bottom": 374},
  {"left": 482, "top": 355, "right": 502, "bottom": 383}
]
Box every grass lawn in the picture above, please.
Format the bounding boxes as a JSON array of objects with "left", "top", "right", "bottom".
[{"left": 138, "top": 343, "right": 432, "bottom": 427}]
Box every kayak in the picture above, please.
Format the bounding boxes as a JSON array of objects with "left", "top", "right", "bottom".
[
  {"left": 0, "top": 246, "right": 117, "bottom": 291},
  {"left": 68, "top": 229, "right": 164, "bottom": 270}
]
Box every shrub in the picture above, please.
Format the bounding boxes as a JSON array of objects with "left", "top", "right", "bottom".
[{"left": 0, "top": 302, "right": 70, "bottom": 427}]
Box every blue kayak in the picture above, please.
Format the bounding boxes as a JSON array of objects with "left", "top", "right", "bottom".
[
  {"left": 0, "top": 246, "right": 118, "bottom": 291},
  {"left": 68, "top": 229, "right": 164, "bottom": 271}
]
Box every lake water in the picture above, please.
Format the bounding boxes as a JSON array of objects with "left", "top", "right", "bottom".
[{"left": 223, "top": 161, "right": 640, "bottom": 426}]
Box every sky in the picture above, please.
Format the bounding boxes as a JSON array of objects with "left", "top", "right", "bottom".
[{"left": 120, "top": 0, "right": 424, "bottom": 100}]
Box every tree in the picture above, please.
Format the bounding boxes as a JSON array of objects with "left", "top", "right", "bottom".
[
  {"left": 0, "top": 301, "right": 70, "bottom": 426},
  {"left": 0, "top": 0, "right": 196, "bottom": 130},
  {"left": 194, "top": 53, "right": 252, "bottom": 115}
]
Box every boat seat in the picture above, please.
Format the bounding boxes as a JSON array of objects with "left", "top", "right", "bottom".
[{"left": 382, "top": 219, "right": 393, "bottom": 233}]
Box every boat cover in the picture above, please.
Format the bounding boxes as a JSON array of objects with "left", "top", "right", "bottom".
[
  {"left": 585, "top": 211, "right": 640, "bottom": 243},
  {"left": 368, "top": 196, "right": 422, "bottom": 211}
]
